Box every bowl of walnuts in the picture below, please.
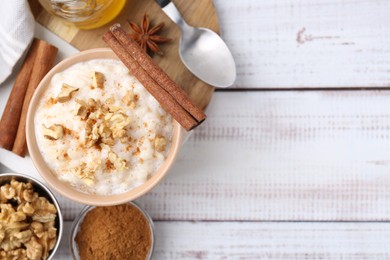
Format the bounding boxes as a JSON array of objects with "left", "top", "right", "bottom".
[{"left": 0, "top": 173, "right": 63, "bottom": 260}]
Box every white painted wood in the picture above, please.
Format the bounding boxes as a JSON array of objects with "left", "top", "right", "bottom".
[
  {"left": 56, "top": 221, "right": 390, "bottom": 259},
  {"left": 54, "top": 222, "right": 72, "bottom": 259},
  {"left": 135, "top": 91, "right": 390, "bottom": 221},
  {"left": 3, "top": 1, "right": 390, "bottom": 257},
  {"left": 47, "top": 91, "right": 390, "bottom": 221},
  {"left": 0, "top": 163, "right": 9, "bottom": 173},
  {"left": 213, "top": 0, "right": 390, "bottom": 88},
  {"left": 3, "top": 90, "right": 390, "bottom": 221}
]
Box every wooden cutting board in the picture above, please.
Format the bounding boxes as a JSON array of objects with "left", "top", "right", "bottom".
[{"left": 29, "top": 0, "right": 218, "bottom": 110}]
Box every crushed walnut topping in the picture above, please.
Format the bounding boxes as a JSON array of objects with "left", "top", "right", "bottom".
[
  {"left": 122, "top": 90, "right": 135, "bottom": 108},
  {"left": 68, "top": 90, "right": 133, "bottom": 177},
  {"left": 108, "top": 151, "right": 127, "bottom": 172},
  {"left": 90, "top": 71, "right": 105, "bottom": 89},
  {"left": 37, "top": 63, "right": 174, "bottom": 195},
  {"left": 45, "top": 73, "right": 137, "bottom": 181},
  {"left": 105, "top": 95, "right": 115, "bottom": 105},
  {"left": 154, "top": 136, "right": 167, "bottom": 152},
  {"left": 132, "top": 147, "right": 140, "bottom": 156},
  {"left": 70, "top": 162, "right": 99, "bottom": 186},
  {"left": 42, "top": 124, "right": 64, "bottom": 140},
  {"left": 56, "top": 83, "right": 78, "bottom": 103},
  {"left": 75, "top": 100, "right": 88, "bottom": 119},
  {"left": 79, "top": 97, "right": 132, "bottom": 150},
  {"left": 45, "top": 97, "right": 57, "bottom": 108}
]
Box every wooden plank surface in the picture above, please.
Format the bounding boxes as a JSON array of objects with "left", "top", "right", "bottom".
[
  {"left": 213, "top": 0, "right": 390, "bottom": 89},
  {"left": 45, "top": 91, "right": 390, "bottom": 221},
  {"left": 136, "top": 91, "right": 390, "bottom": 221},
  {"left": 55, "top": 221, "right": 390, "bottom": 259},
  {"left": 30, "top": 0, "right": 390, "bottom": 89},
  {"left": 32, "top": 0, "right": 218, "bottom": 110},
  {"left": 3, "top": 1, "right": 390, "bottom": 257}
]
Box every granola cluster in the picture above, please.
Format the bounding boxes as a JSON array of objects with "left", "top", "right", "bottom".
[{"left": 0, "top": 180, "right": 57, "bottom": 260}]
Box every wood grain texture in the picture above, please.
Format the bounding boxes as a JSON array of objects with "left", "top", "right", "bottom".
[
  {"left": 136, "top": 91, "right": 390, "bottom": 221},
  {"left": 32, "top": 0, "right": 217, "bottom": 109},
  {"left": 30, "top": 0, "right": 390, "bottom": 88},
  {"left": 55, "top": 221, "right": 390, "bottom": 259},
  {"left": 10, "top": 2, "right": 390, "bottom": 257},
  {"left": 213, "top": 0, "right": 390, "bottom": 88},
  {"left": 52, "top": 91, "right": 390, "bottom": 221}
]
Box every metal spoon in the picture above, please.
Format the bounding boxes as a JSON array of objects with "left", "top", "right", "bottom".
[{"left": 155, "top": 0, "right": 236, "bottom": 88}]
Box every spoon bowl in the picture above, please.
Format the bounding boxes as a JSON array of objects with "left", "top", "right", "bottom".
[{"left": 157, "top": 0, "right": 236, "bottom": 88}]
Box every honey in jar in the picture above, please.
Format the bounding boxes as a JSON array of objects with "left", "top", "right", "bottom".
[{"left": 38, "top": 0, "right": 126, "bottom": 29}]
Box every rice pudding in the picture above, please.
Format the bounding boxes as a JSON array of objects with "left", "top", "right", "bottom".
[{"left": 34, "top": 59, "right": 174, "bottom": 195}]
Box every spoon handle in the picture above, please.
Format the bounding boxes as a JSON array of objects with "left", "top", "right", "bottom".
[
  {"left": 155, "top": 0, "right": 190, "bottom": 31},
  {"left": 155, "top": 0, "right": 171, "bottom": 8}
]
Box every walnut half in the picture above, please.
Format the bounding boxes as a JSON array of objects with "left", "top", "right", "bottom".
[
  {"left": 56, "top": 83, "right": 79, "bottom": 103},
  {"left": 42, "top": 124, "right": 64, "bottom": 140}
]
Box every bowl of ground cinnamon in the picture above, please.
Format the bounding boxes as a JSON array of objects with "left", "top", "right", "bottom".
[{"left": 70, "top": 202, "right": 154, "bottom": 260}]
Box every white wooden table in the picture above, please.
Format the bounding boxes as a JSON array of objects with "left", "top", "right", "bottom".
[{"left": 2, "top": 0, "right": 390, "bottom": 258}]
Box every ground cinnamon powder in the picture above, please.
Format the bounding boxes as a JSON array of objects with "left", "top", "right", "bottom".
[{"left": 75, "top": 204, "right": 152, "bottom": 260}]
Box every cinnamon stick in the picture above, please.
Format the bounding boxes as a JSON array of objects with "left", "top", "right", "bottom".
[
  {"left": 103, "top": 31, "right": 198, "bottom": 131},
  {"left": 12, "top": 40, "right": 58, "bottom": 157},
  {"left": 109, "top": 24, "right": 206, "bottom": 123},
  {"left": 0, "top": 39, "right": 40, "bottom": 150}
]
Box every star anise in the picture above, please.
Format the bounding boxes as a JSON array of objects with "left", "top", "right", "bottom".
[{"left": 127, "top": 13, "right": 171, "bottom": 56}]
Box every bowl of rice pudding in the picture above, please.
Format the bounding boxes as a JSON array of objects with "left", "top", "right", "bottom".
[{"left": 26, "top": 48, "right": 182, "bottom": 205}]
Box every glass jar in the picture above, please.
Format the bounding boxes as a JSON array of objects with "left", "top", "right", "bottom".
[{"left": 38, "top": 0, "right": 126, "bottom": 29}]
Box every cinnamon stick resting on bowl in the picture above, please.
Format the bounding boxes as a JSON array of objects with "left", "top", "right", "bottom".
[{"left": 103, "top": 24, "right": 206, "bottom": 131}]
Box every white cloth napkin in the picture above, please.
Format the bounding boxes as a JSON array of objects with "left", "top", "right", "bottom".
[{"left": 0, "top": 0, "right": 35, "bottom": 84}]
